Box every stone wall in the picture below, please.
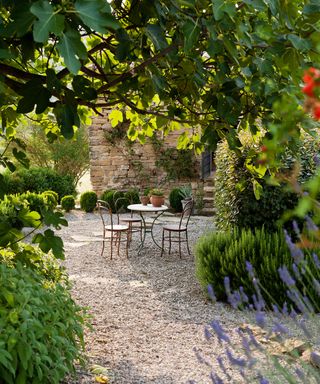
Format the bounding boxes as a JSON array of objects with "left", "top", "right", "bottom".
[{"left": 88, "top": 108, "right": 203, "bottom": 197}]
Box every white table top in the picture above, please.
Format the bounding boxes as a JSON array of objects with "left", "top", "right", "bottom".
[{"left": 127, "top": 204, "right": 168, "bottom": 212}]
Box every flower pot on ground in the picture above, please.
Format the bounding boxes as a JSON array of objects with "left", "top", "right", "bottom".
[{"left": 149, "top": 188, "right": 165, "bottom": 207}]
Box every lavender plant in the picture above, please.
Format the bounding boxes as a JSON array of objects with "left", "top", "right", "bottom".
[{"left": 194, "top": 220, "right": 320, "bottom": 383}]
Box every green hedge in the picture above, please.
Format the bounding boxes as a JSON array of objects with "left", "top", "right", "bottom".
[
  {"left": 80, "top": 191, "right": 97, "bottom": 212},
  {"left": 61, "top": 195, "right": 76, "bottom": 212},
  {"left": 195, "top": 228, "right": 293, "bottom": 307},
  {"left": 1, "top": 168, "right": 76, "bottom": 202},
  {"left": 169, "top": 187, "right": 183, "bottom": 212},
  {"left": 214, "top": 136, "right": 319, "bottom": 232}
]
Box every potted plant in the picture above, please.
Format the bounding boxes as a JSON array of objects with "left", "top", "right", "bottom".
[
  {"left": 140, "top": 188, "right": 150, "bottom": 205},
  {"left": 150, "top": 188, "right": 165, "bottom": 207},
  {"left": 179, "top": 184, "right": 193, "bottom": 210}
]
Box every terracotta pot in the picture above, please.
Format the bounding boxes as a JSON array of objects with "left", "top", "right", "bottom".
[
  {"left": 150, "top": 195, "right": 165, "bottom": 207},
  {"left": 140, "top": 196, "right": 149, "bottom": 205}
]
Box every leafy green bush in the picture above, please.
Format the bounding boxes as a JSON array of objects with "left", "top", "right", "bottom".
[
  {"left": 42, "top": 190, "right": 59, "bottom": 209},
  {"left": 1, "top": 172, "right": 25, "bottom": 196},
  {"left": 2, "top": 168, "right": 76, "bottom": 202},
  {"left": 214, "top": 135, "right": 319, "bottom": 232},
  {"left": 169, "top": 187, "right": 183, "bottom": 212},
  {"left": 0, "top": 195, "right": 29, "bottom": 230},
  {"left": 21, "top": 191, "right": 47, "bottom": 216},
  {"left": 61, "top": 195, "right": 76, "bottom": 212},
  {"left": 80, "top": 191, "right": 97, "bottom": 213},
  {"left": 195, "top": 227, "right": 293, "bottom": 307},
  {"left": 0, "top": 262, "right": 86, "bottom": 384},
  {"left": 124, "top": 189, "right": 140, "bottom": 205},
  {"left": 0, "top": 243, "right": 65, "bottom": 285},
  {"left": 100, "top": 190, "right": 125, "bottom": 211}
]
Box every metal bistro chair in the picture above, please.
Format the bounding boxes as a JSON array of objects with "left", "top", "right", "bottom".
[
  {"left": 97, "top": 199, "right": 130, "bottom": 259},
  {"left": 160, "top": 199, "right": 194, "bottom": 258},
  {"left": 119, "top": 194, "right": 143, "bottom": 243}
]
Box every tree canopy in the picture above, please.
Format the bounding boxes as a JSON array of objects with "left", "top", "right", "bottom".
[{"left": 0, "top": 0, "right": 320, "bottom": 163}]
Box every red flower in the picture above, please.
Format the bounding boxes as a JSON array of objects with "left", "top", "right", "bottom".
[
  {"left": 260, "top": 145, "right": 268, "bottom": 152},
  {"left": 313, "top": 103, "right": 320, "bottom": 120},
  {"left": 302, "top": 82, "right": 315, "bottom": 97}
]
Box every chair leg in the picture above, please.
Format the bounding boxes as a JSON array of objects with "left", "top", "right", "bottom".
[
  {"left": 186, "top": 231, "right": 191, "bottom": 256},
  {"left": 161, "top": 229, "right": 165, "bottom": 257},
  {"left": 128, "top": 223, "right": 132, "bottom": 243},
  {"left": 101, "top": 229, "right": 105, "bottom": 257},
  {"left": 140, "top": 221, "right": 143, "bottom": 242},
  {"left": 126, "top": 231, "right": 129, "bottom": 258},
  {"left": 117, "top": 232, "right": 121, "bottom": 256},
  {"left": 169, "top": 231, "right": 172, "bottom": 255},
  {"left": 178, "top": 231, "right": 181, "bottom": 259},
  {"left": 110, "top": 234, "right": 113, "bottom": 260}
]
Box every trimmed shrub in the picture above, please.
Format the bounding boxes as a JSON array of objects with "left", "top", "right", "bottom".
[
  {"left": 21, "top": 191, "right": 47, "bottom": 215},
  {"left": 124, "top": 189, "right": 140, "bottom": 205},
  {"left": 2, "top": 167, "right": 76, "bottom": 201},
  {"left": 100, "top": 190, "right": 125, "bottom": 211},
  {"left": 214, "top": 135, "right": 320, "bottom": 232},
  {"left": 0, "top": 262, "right": 85, "bottom": 383},
  {"left": 61, "top": 195, "right": 76, "bottom": 212},
  {"left": 195, "top": 227, "right": 294, "bottom": 307},
  {"left": 42, "top": 190, "right": 59, "bottom": 209},
  {"left": 169, "top": 187, "right": 183, "bottom": 212},
  {"left": 80, "top": 191, "right": 97, "bottom": 212}
]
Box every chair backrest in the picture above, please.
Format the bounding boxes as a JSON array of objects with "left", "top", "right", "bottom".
[
  {"left": 179, "top": 199, "right": 194, "bottom": 229},
  {"left": 97, "top": 199, "right": 113, "bottom": 229},
  {"left": 97, "top": 197, "right": 128, "bottom": 229}
]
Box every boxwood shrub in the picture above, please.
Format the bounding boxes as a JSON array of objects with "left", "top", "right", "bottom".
[
  {"left": 100, "top": 190, "right": 125, "bottom": 212},
  {"left": 169, "top": 187, "right": 183, "bottom": 212},
  {"left": 214, "top": 135, "right": 320, "bottom": 232},
  {"left": 80, "top": 191, "right": 97, "bottom": 212},
  {"left": 61, "top": 195, "right": 76, "bottom": 212}
]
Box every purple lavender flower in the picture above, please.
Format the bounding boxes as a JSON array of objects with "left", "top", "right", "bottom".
[
  {"left": 295, "top": 368, "right": 305, "bottom": 380},
  {"left": 204, "top": 327, "right": 212, "bottom": 340},
  {"left": 246, "top": 261, "right": 255, "bottom": 279},
  {"left": 272, "top": 321, "right": 289, "bottom": 335},
  {"left": 292, "top": 263, "right": 301, "bottom": 280},
  {"left": 210, "top": 371, "right": 224, "bottom": 384},
  {"left": 278, "top": 266, "right": 296, "bottom": 287},
  {"left": 312, "top": 278, "right": 320, "bottom": 296},
  {"left": 260, "top": 378, "right": 269, "bottom": 384},
  {"left": 313, "top": 252, "right": 320, "bottom": 269},
  {"left": 207, "top": 284, "right": 217, "bottom": 301},
  {"left": 255, "top": 311, "right": 266, "bottom": 327},
  {"left": 284, "top": 229, "right": 304, "bottom": 263},
  {"left": 292, "top": 220, "right": 300, "bottom": 238},
  {"left": 311, "top": 352, "right": 320, "bottom": 366},
  {"left": 210, "top": 320, "right": 230, "bottom": 344},
  {"left": 305, "top": 215, "right": 318, "bottom": 232},
  {"left": 217, "top": 356, "right": 231, "bottom": 380},
  {"left": 225, "top": 348, "right": 247, "bottom": 367}
]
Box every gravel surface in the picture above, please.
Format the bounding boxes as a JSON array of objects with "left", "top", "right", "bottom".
[{"left": 60, "top": 211, "right": 254, "bottom": 384}]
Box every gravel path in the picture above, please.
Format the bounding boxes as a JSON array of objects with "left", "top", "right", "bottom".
[{"left": 60, "top": 211, "right": 253, "bottom": 384}]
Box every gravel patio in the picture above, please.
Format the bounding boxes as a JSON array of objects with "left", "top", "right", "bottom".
[{"left": 60, "top": 210, "right": 253, "bottom": 384}]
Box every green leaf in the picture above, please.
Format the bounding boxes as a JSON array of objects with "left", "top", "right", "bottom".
[
  {"left": 253, "top": 179, "right": 263, "bottom": 200},
  {"left": 75, "top": 0, "right": 120, "bottom": 32},
  {"left": 54, "top": 104, "right": 79, "bottom": 139},
  {"left": 303, "top": 1, "right": 320, "bottom": 15},
  {"left": 32, "top": 229, "right": 64, "bottom": 259},
  {"left": 12, "top": 148, "right": 29, "bottom": 168},
  {"left": 72, "top": 76, "right": 97, "bottom": 100},
  {"left": 212, "top": 0, "right": 236, "bottom": 21},
  {"left": 287, "top": 34, "right": 311, "bottom": 52},
  {"left": 109, "top": 109, "right": 123, "bottom": 128},
  {"left": 57, "top": 29, "right": 87, "bottom": 74},
  {"left": 145, "top": 24, "right": 168, "bottom": 50},
  {"left": 17, "top": 80, "right": 51, "bottom": 114},
  {"left": 30, "top": 0, "right": 64, "bottom": 43},
  {"left": 18, "top": 208, "right": 41, "bottom": 227},
  {"left": 182, "top": 20, "right": 200, "bottom": 53},
  {"left": 42, "top": 210, "right": 68, "bottom": 229}
]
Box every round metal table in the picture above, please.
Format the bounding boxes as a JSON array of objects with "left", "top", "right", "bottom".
[{"left": 127, "top": 203, "right": 168, "bottom": 254}]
